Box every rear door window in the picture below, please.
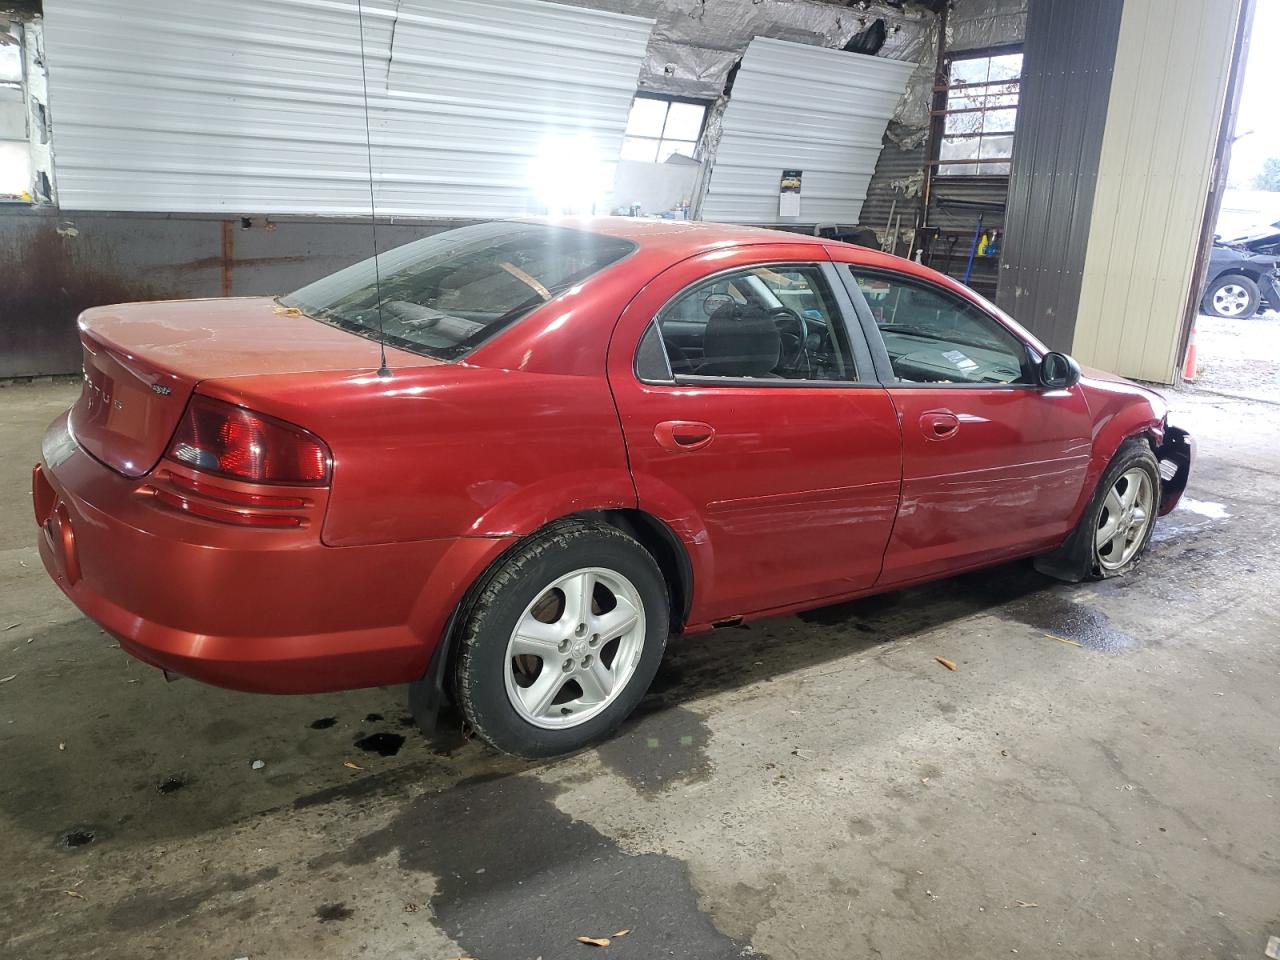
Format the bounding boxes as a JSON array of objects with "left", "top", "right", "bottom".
[
  {"left": 282, "top": 222, "right": 635, "bottom": 360},
  {"left": 646, "top": 264, "right": 857, "bottom": 383}
]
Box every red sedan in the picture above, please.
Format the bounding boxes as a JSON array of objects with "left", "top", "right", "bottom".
[{"left": 33, "top": 219, "right": 1192, "bottom": 757}]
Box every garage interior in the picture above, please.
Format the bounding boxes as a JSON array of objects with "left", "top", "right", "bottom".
[{"left": 2, "top": 0, "right": 1278, "bottom": 958}]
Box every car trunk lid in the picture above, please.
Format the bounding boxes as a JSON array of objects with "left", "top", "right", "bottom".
[{"left": 69, "top": 297, "right": 430, "bottom": 478}]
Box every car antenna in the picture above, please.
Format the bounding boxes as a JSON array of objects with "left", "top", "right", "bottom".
[{"left": 356, "top": 0, "right": 391, "bottom": 379}]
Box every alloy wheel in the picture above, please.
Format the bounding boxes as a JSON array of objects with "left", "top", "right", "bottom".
[
  {"left": 1212, "top": 283, "right": 1252, "bottom": 317},
  {"left": 503, "top": 567, "right": 646, "bottom": 729},
  {"left": 1095, "top": 467, "right": 1155, "bottom": 570}
]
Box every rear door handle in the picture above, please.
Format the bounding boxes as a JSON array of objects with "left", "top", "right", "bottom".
[
  {"left": 919, "top": 410, "right": 960, "bottom": 441},
  {"left": 655, "top": 420, "right": 715, "bottom": 452}
]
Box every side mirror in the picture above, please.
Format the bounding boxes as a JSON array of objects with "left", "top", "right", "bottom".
[{"left": 1039, "top": 351, "right": 1081, "bottom": 390}]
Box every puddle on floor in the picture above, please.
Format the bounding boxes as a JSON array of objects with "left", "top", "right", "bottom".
[
  {"left": 314, "top": 773, "right": 751, "bottom": 959},
  {"left": 595, "top": 703, "right": 712, "bottom": 796},
  {"left": 997, "top": 592, "right": 1140, "bottom": 653}
]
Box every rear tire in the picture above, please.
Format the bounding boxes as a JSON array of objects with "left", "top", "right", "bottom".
[
  {"left": 454, "top": 520, "right": 669, "bottom": 758},
  {"left": 1201, "top": 273, "right": 1260, "bottom": 318},
  {"left": 1034, "top": 440, "right": 1160, "bottom": 582}
]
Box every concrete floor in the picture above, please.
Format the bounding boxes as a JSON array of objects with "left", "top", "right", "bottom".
[{"left": 1, "top": 378, "right": 1277, "bottom": 960}]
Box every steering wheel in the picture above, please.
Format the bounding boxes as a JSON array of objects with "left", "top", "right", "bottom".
[{"left": 768, "top": 306, "right": 809, "bottom": 373}]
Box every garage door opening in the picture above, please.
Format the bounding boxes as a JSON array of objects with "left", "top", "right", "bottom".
[{"left": 1191, "top": 0, "right": 1280, "bottom": 402}]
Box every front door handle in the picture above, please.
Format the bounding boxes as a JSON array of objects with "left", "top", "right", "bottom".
[
  {"left": 919, "top": 410, "right": 960, "bottom": 441},
  {"left": 655, "top": 420, "right": 715, "bottom": 452}
]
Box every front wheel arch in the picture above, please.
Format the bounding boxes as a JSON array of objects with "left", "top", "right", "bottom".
[
  {"left": 1202, "top": 272, "right": 1261, "bottom": 318},
  {"left": 1035, "top": 437, "right": 1160, "bottom": 583}
]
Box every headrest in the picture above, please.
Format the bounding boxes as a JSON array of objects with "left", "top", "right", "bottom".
[{"left": 700, "top": 303, "right": 780, "bottom": 377}]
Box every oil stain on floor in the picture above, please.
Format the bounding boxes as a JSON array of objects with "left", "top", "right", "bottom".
[
  {"left": 314, "top": 773, "right": 755, "bottom": 959},
  {"left": 157, "top": 774, "right": 189, "bottom": 795},
  {"left": 59, "top": 827, "right": 95, "bottom": 849},
  {"left": 353, "top": 732, "right": 406, "bottom": 757},
  {"left": 315, "top": 902, "right": 354, "bottom": 923}
]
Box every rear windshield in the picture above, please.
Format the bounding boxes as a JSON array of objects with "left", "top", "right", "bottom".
[{"left": 281, "top": 221, "right": 635, "bottom": 360}]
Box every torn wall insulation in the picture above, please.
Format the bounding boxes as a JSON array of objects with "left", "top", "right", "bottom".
[
  {"left": 0, "top": 2, "right": 40, "bottom": 20},
  {"left": 947, "top": 0, "right": 1027, "bottom": 51},
  {"left": 892, "top": 0, "right": 1026, "bottom": 134},
  {"left": 892, "top": 12, "right": 942, "bottom": 130},
  {"left": 857, "top": 134, "right": 925, "bottom": 244},
  {"left": 557, "top": 0, "right": 936, "bottom": 100},
  {"left": 700, "top": 37, "right": 914, "bottom": 225},
  {"left": 42, "top": 0, "right": 655, "bottom": 216},
  {"left": 22, "top": 19, "right": 53, "bottom": 204}
]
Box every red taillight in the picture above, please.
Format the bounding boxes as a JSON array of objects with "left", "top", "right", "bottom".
[
  {"left": 151, "top": 487, "right": 303, "bottom": 528},
  {"left": 167, "top": 395, "right": 331, "bottom": 485}
]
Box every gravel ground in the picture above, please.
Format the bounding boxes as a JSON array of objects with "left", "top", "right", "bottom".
[{"left": 1192, "top": 309, "right": 1280, "bottom": 402}]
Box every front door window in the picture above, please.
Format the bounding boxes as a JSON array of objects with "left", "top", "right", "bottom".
[{"left": 848, "top": 271, "right": 1031, "bottom": 385}]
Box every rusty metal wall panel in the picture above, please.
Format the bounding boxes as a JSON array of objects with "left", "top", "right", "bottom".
[
  {"left": 700, "top": 37, "right": 915, "bottom": 224},
  {"left": 41, "top": 0, "right": 653, "bottom": 216},
  {"left": 0, "top": 208, "right": 466, "bottom": 377},
  {"left": 995, "top": 0, "right": 1123, "bottom": 351}
]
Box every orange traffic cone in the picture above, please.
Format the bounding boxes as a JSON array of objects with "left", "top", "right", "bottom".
[{"left": 1182, "top": 318, "right": 1198, "bottom": 381}]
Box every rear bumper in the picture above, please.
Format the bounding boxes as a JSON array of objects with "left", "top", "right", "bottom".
[
  {"left": 35, "top": 414, "right": 510, "bottom": 693},
  {"left": 1156, "top": 425, "right": 1194, "bottom": 516}
]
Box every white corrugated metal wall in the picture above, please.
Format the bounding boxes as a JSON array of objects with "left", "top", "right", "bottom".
[
  {"left": 41, "top": 0, "right": 654, "bottom": 216},
  {"left": 700, "top": 37, "right": 914, "bottom": 225}
]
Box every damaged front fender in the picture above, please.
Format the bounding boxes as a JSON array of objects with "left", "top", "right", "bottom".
[
  {"left": 1156, "top": 426, "right": 1194, "bottom": 516},
  {"left": 1258, "top": 270, "right": 1280, "bottom": 311}
]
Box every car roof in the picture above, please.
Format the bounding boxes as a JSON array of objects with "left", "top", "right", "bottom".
[{"left": 518, "top": 216, "right": 831, "bottom": 258}]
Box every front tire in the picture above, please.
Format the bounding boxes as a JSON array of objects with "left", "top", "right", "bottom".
[
  {"left": 1035, "top": 440, "right": 1160, "bottom": 582},
  {"left": 1202, "top": 273, "right": 1260, "bottom": 318},
  {"left": 454, "top": 520, "right": 669, "bottom": 758}
]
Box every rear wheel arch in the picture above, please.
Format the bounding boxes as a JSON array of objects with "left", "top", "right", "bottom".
[
  {"left": 573, "top": 508, "right": 692, "bottom": 634},
  {"left": 444, "top": 516, "right": 671, "bottom": 755},
  {"left": 461, "top": 508, "right": 690, "bottom": 633},
  {"left": 409, "top": 509, "right": 690, "bottom": 738},
  {"left": 462, "top": 469, "right": 637, "bottom": 538}
]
